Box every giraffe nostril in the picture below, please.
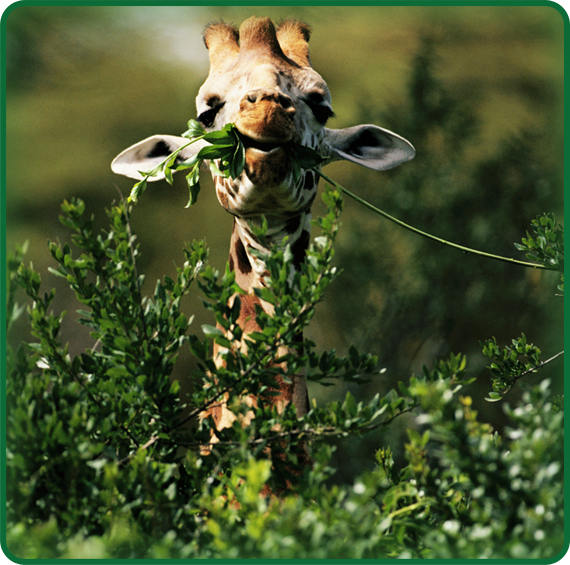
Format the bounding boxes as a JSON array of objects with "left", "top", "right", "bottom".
[
  {"left": 237, "top": 87, "right": 297, "bottom": 141},
  {"left": 278, "top": 95, "right": 293, "bottom": 110},
  {"left": 244, "top": 90, "right": 294, "bottom": 112}
]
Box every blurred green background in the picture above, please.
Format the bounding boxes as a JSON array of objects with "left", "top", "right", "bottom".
[{"left": 5, "top": 5, "right": 564, "bottom": 484}]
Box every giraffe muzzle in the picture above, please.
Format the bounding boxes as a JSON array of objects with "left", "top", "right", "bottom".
[{"left": 234, "top": 88, "right": 296, "bottom": 144}]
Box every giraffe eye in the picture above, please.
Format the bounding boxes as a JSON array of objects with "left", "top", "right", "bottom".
[
  {"left": 198, "top": 101, "right": 225, "bottom": 128},
  {"left": 310, "top": 104, "right": 335, "bottom": 125},
  {"left": 304, "top": 93, "right": 334, "bottom": 125}
]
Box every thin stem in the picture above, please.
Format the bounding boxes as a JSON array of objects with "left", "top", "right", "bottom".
[
  {"left": 151, "top": 136, "right": 205, "bottom": 176},
  {"left": 118, "top": 434, "right": 160, "bottom": 466},
  {"left": 523, "top": 350, "right": 564, "bottom": 377},
  {"left": 315, "top": 170, "right": 556, "bottom": 271},
  {"left": 177, "top": 406, "right": 415, "bottom": 449},
  {"left": 388, "top": 500, "right": 431, "bottom": 520},
  {"left": 174, "top": 386, "right": 233, "bottom": 430},
  {"left": 511, "top": 350, "right": 564, "bottom": 386}
]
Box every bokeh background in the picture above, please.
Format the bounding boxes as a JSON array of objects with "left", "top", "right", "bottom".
[{"left": 5, "top": 5, "right": 564, "bottom": 484}]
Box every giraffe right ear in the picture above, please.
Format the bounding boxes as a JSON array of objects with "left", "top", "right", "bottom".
[
  {"left": 324, "top": 125, "right": 415, "bottom": 171},
  {"left": 111, "top": 135, "right": 208, "bottom": 181}
]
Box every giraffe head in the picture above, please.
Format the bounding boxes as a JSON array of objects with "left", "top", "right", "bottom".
[{"left": 112, "top": 16, "right": 415, "bottom": 220}]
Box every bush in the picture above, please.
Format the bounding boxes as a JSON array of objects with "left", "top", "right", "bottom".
[
  {"left": 5, "top": 182, "right": 564, "bottom": 559},
  {"left": 4, "top": 29, "right": 564, "bottom": 561}
]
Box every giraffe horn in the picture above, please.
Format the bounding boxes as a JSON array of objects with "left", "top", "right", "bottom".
[
  {"left": 277, "top": 19, "right": 312, "bottom": 67},
  {"left": 203, "top": 21, "right": 240, "bottom": 72},
  {"left": 238, "top": 16, "right": 285, "bottom": 59}
]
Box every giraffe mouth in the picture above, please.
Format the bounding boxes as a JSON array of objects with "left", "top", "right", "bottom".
[
  {"left": 240, "top": 135, "right": 285, "bottom": 153},
  {"left": 239, "top": 134, "right": 292, "bottom": 186}
]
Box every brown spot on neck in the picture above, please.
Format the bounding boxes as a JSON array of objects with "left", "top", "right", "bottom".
[
  {"left": 291, "top": 229, "right": 311, "bottom": 270},
  {"left": 234, "top": 236, "right": 252, "bottom": 274},
  {"left": 303, "top": 171, "right": 314, "bottom": 190},
  {"left": 284, "top": 215, "right": 302, "bottom": 235}
]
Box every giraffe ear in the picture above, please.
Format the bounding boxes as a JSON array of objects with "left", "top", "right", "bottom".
[
  {"left": 111, "top": 135, "right": 207, "bottom": 181},
  {"left": 325, "top": 125, "right": 415, "bottom": 171}
]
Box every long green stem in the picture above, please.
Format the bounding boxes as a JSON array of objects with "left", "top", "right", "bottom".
[
  {"left": 315, "top": 170, "right": 554, "bottom": 271},
  {"left": 131, "top": 124, "right": 557, "bottom": 273}
]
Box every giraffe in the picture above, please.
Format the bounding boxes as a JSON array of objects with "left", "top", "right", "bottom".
[{"left": 111, "top": 16, "right": 415, "bottom": 452}]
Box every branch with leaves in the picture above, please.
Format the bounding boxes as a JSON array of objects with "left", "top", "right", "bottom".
[
  {"left": 128, "top": 121, "right": 563, "bottom": 276},
  {"left": 129, "top": 120, "right": 324, "bottom": 208},
  {"left": 481, "top": 335, "right": 563, "bottom": 401}
]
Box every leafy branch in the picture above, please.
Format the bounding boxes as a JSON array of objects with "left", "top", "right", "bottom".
[
  {"left": 129, "top": 120, "right": 324, "bottom": 208},
  {"left": 129, "top": 120, "right": 562, "bottom": 275},
  {"left": 178, "top": 405, "right": 416, "bottom": 450},
  {"left": 481, "top": 334, "right": 564, "bottom": 401},
  {"left": 315, "top": 170, "right": 561, "bottom": 272},
  {"left": 128, "top": 121, "right": 245, "bottom": 207}
]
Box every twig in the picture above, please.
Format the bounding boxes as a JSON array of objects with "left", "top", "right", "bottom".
[
  {"left": 315, "top": 170, "right": 557, "bottom": 271},
  {"left": 495, "top": 349, "right": 564, "bottom": 399},
  {"left": 513, "top": 350, "right": 564, "bottom": 382},
  {"left": 174, "top": 386, "right": 233, "bottom": 430},
  {"left": 177, "top": 406, "right": 415, "bottom": 449},
  {"left": 118, "top": 434, "right": 160, "bottom": 466}
]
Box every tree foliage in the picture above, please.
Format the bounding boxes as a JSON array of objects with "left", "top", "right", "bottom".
[
  {"left": 333, "top": 37, "right": 563, "bottom": 437},
  {"left": 5, "top": 183, "right": 564, "bottom": 559},
  {"left": 4, "top": 30, "right": 564, "bottom": 562}
]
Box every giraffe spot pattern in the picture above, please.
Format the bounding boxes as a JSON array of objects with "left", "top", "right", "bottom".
[
  {"left": 234, "top": 237, "right": 252, "bottom": 274},
  {"left": 303, "top": 171, "right": 314, "bottom": 190},
  {"left": 284, "top": 215, "right": 301, "bottom": 235},
  {"left": 291, "top": 229, "right": 311, "bottom": 269}
]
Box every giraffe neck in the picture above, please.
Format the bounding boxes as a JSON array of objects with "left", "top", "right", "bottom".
[
  {"left": 225, "top": 211, "right": 311, "bottom": 419},
  {"left": 229, "top": 212, "right": 312, "bottom": 303}
]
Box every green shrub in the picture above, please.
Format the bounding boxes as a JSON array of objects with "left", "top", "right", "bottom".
[
  {"left": 4, "top": 29, "right": 564, "bottom": 562},
  {"left": 5, "top": 185, "right": 564, "bottom": 559}
]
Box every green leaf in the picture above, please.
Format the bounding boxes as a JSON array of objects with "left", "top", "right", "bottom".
[
  {"left": 197, "top": 145, "right": 235, "bottom": 160},
  {"left": 288, "top": 143, "right": 325, "bottom": 169},
  {"left": 202, "top": 127, "right": 237, "bottom": 143},
  {"left": 175, "top": 154, "right": 200, "bottom": 170},
  {"left": 185, "top": 166, "right": 201, "bottom": 208},
  {"left": 182, "top": 119, "right": 206, "bottom": 139},
  {"left": 164, "top": 164, "right": 174, "bottom": 185},
  {"left": 246, "top": 331, "right": 268, "bottom": 343},
  {"left": 343, "top": 391, "right": 357, "bottom": 417},
  {"left": 289, "top": 150, "right": 302, "bottom": 185},
  {"left": 209, "top": 160, "right": 224, "bottom": 177},
  {"left": 128, "top": 179, "right": 147, "bottom": 203},
  {"left": 229, "top": 142, "right": 246, "bottom": 179},
  {"left": 201, "top": 324, "right": 224, "bottom": 337}
]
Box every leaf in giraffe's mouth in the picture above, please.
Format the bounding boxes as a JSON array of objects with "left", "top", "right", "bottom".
[
  {"left": 287, "top": 142, "right": 325, "bottom": 169},
  {"left": 128, "top": 120, "right": 325, "bottom": 208}
]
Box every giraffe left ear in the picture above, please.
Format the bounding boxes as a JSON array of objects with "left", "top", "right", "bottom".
[
  {"left": 324, "top": 125, "right": 415, "bottom": 171},
  {"left": 111, "top": 135, "right": 208, "bottom": 181}
]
